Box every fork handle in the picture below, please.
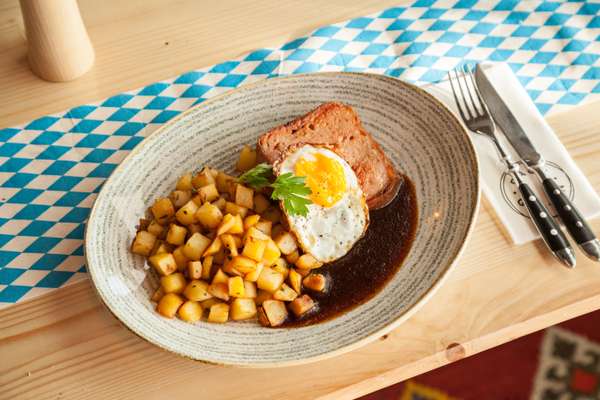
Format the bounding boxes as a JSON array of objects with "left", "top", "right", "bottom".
[{"left": 516, "top": 179, "right": 575, "bottom": 268}]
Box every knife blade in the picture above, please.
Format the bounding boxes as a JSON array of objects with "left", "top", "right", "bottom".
[{"left": 475, "top": 64, "right": 600, "bottom": 262}]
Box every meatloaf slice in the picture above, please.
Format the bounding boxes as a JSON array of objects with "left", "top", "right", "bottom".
[{"left": 257, "top": 102, "right": 399, "bottom": 209}]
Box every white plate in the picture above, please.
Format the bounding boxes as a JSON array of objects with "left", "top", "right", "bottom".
[{"left": 85, "top": 72, "right": 479, "bottom": 367}]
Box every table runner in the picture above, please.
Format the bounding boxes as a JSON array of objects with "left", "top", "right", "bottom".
[{"left": 1, "top": 0, "right": 599, "bottom": 307}]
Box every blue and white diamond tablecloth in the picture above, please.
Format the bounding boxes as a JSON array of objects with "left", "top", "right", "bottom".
[{"left": 1, "top": 0, "right": 600, "bottom": 307}]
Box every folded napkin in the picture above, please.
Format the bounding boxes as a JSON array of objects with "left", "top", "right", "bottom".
[{"left": 425, "top": 63, "right": 600, "bottom": 245}]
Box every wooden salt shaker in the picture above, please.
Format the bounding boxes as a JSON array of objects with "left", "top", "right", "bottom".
[{"left": 19, "top": 0, "right": 95, "bottom": 82}]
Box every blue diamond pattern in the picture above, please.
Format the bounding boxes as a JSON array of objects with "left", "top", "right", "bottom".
[{"left": 1, "top": 0, "right": 600, "bottom": 306}]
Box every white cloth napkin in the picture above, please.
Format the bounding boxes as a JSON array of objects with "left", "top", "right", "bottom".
[{"left": 423, "top": 62, "right": 600, "bottom": 245}]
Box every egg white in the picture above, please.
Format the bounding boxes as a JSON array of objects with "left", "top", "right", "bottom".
[{"left": 277, "top": 145, "right": 368, "bottom": 263}]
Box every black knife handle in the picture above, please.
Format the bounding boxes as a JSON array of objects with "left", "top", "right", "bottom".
[
  {"left": 518, "top": 182, "right": 571, "bottom": 252},
  {"left": 542, "top": 178, "right": 596, "bottom": 244}
]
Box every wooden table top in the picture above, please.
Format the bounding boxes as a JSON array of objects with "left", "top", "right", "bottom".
[{"left": 1, "top": 1, "right": 600, "bottom": 399}]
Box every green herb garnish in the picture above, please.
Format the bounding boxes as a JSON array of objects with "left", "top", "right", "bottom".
[
  {"left": 238, "top": 163, "right": 274, "bottom": 190},
  {"left": 239, "top": 164, "right": 312, "bottom": 217},
  {"left": 270, "top": 173, "right": 312, "bottom": 217}
]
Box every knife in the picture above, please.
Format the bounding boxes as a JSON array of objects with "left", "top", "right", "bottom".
[{"left": 475, "top": 65, "right": 600, "bottom": 261}]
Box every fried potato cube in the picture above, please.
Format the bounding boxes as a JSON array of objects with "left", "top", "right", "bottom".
[
  {"left": 216, "top": 213, "right": 235, "bottom": 236},
  {"left": 242, "top": 237, "right": 267, "bottom": 262},
  {"left": 274, "top": 232, "right": 298, "bottom": 255},
  {"left": 208, "top": 282, "right": 230, "bottom": 301},
  {"left": 184, "top": 279, "right": 212, "bottom": 301},
  {"left": 183, "top": 232, "right": 211, "bottom": 260},
  {"left": 296, "top": 268, "right": 311, "bottom": 277},
  {"left": 201, "top": 298, "right": 222, "bottom": 310},
  {"left": 195, "top": 202, "right": 223, "bottom": 229},
  {"left": 262, "top": 300, "right": 288, "bottom": 327},
  {"left": 225, "top": 201, "right": 249, "bottom": 218},
  {"left": 243, "top": 214, "right": 260, "bottom": 230},
  {"left": 303, "top": 274, "right": 327, "bottom": 292},
  {"left": 296, "top": 253, "right": 323, "bottom": 270},
  {"left": 131, "top": 230, "right": 156, "bottom": 256},
  {"left": 201, "top": 256, "right": 213, "bottom": 280},
  {"left": 228, "top": 214, "right": 244, "bottom": 234},
  {"left": 288, "top": 268, "right": 302, "bottom": 293},
  {"left": 192, "top": 169, "right": 215, "bottom": 189},
  {"left": 253, "top": 193, "right": 270, "bottom": 214},
  {"left": 147, "top": 220, "right": 165, "bottom": 238},
  {"left": 223, "top": 260, "right": 243, "bottom": 277},
  {"left": 227, "top": 255, "right": 258, "bottom": 275},
  {"left": 172, "top": 245, "right": 189, "bottom": 271},
  {"left": 257, "top": 267, "right": 284, "bottom": 293},
  {"left": 152, "top": 240, "right": 172, "bottom": 255},
  {"left": 176, "top": 173, "right": 193, "bottom": 191},
  {"left": 255, "top": 220, "right": 272, "bottom": 236},
  {"left": 161, "top": 272, "right": 187, "bottom": 294},
  {"left": 261, "top": 207, "right": 281, "bottom": 223},
  {"left": 236, "top": 145, "right": 257, "bottom": 172},
  {"left": 203, "top": 237, "right": 222, "bottom": 257},
  {"left": 166, "top": 224, "right": 187, "bottom": 246},
  {"left": 213, "top": 196, "right": 227, "bottom": 211},
  {"left": 257, "top": 307, "right": 270, "bottom": 326},
  {"left": 157, "top": 293, "right": 184, "bottom": 318},
  {"left": 178, "top": 300, "right": 202, "bottom": 322},
  {"left": 188, "top": 261, "right": 202, "bottom": 279},
  {"left": 151, "top": 198, "right": 175, "bottom": 225},
  {"left": 262, "top": 239, "right": 281, "bottom": 267},
  {"left": 149, "top": 253, "right": 177, "bottom": 276},
  {"left": 222, "top": 234, "right": 240, "bottom": 256},
  {"left": 273, "top": 283, "right": 297, "bottom": 302},
  {"left": 235, "top": 184, "right": 254, "bottom": 209},
  {"left": 289, "top": 294, "right": 316, "bottom": 317},
  {"left": 208, "top": 303, "right": 229, "bottom": 323},
  {"left": 199, "top": 183, "right": 220, "bottom": 203},
  {"left": 212, "top": 268, "right": 229, "bottom": 285},
  {"left": 216, "top": 172, "right": 237, "bottom": 196},
  {"left": 244, "top": 262, "right": 264, "bottom": 282},
  {"left": 255, "top": 289, "right": 272, "bottom": 306},
  {"left": 285, "top": 249, "right": 300, "bottom": 264},
  {"left": 246, "top": 226, "right": 270, "bottom": 242},
  {"left": 272, "top": 257, "right": 289, "bottom": 279},
  {"left": 151, "top": 286, "right": 164, "bottom": 302},
  {"left": 242, "top": 281, "right": 257, "bottom": 299},
  {"left": 175, "top": 200, "right": 199, "bottom": 225},
  {"left": 228, "top": 276, "right": 245, "bottom": 297},
  {"left": 170, "top": 190, "right": 192, "bottom": 209},
  {"left": 230, "top": 298, "right": 257, "bottom": 321}
]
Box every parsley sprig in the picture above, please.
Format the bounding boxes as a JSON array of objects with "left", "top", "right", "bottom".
[
  {"left": 239, "top": 164, "right": 312, "bottom": 217},
  {"left": 238, "top": 163, "right": 273, "bottom": 190}
]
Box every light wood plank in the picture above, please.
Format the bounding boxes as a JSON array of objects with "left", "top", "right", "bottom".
[
  {"left": 1, "top": 1, "right": 600, "bottom": 399},
  {"left": 2, "top": 99, "right": 600, "bottom": 400},
  {"left": 0, "top": 0, "right": 408, "bottom": 127}
]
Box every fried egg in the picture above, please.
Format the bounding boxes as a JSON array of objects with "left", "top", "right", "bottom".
[{"left": 276, "top": 145, "right": 368, "bottom": 263}]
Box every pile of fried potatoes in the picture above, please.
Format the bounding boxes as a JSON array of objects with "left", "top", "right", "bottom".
[{"left": 131, "top": 146, "right": 326, "bottom": 327}]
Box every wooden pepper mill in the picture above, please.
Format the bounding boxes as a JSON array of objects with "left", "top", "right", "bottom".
[{"left": 19, "top": 0, "right": 95, "bottom": 82}]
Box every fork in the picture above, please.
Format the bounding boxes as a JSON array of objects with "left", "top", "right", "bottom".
[{"left": 448, "top": 64, "right": 576, "bottom": 268}]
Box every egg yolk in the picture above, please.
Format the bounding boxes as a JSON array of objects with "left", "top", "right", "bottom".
[{"left": 295, "top": 153, "right": 347, "bottom": 207}]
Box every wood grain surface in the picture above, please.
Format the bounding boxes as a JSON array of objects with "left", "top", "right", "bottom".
[{"left": 1, "top": 1, "right": 600, "bottom": 399}]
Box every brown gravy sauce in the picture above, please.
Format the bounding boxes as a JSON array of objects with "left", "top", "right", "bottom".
[{"left": 282, "top": 175, "right": 418, "bottom": 327}]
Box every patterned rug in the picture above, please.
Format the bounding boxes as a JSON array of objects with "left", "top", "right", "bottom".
[{"left": 361, "top": 310, "right": 600, "bottom": 400}]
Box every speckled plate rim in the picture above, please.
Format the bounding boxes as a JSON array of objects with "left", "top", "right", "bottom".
[{"left": 85, "top": 71, "right": 480, "bottom": 368}]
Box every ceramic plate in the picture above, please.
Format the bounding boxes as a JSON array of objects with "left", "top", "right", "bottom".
[{"left": 85, "top": 72, "right": 479, "bottom": 367}]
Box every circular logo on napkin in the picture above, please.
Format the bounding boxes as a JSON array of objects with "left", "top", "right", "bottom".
[{"left": 500, "top": 160, "right": 574, "bottom": 218}]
